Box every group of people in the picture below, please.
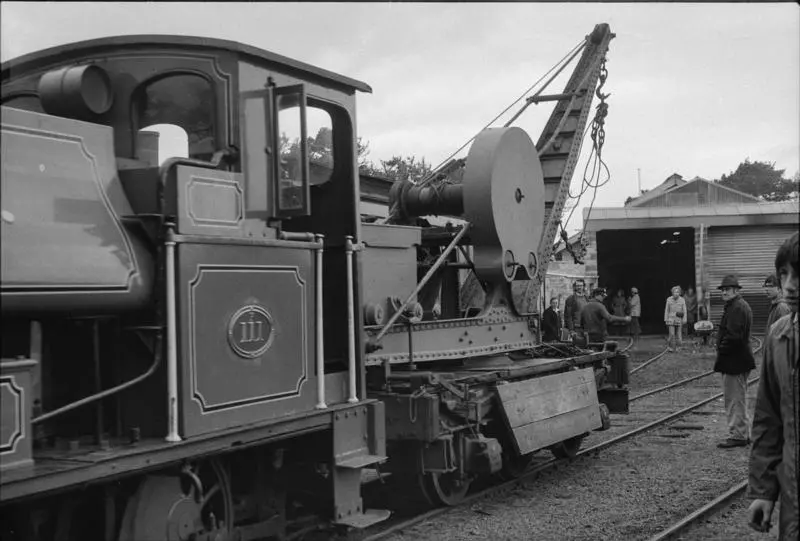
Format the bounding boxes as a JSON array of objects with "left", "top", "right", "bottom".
[
  {"left": 539, "top": 232, "right": 798, "bottom": 538},
  {"left": 541, "top": 279, "right": 639, "bottom": 346}
]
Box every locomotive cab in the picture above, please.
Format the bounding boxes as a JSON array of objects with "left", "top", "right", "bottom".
[{"left": 1, "top": 36, "right": 387, "bottom": 540}]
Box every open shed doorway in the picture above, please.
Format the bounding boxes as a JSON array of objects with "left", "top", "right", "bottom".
[{"left": 596, "top": 227, "right": 695, "bottom": 334}]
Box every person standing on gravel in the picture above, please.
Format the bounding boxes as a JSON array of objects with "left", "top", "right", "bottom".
[
  {"left": 542, "top": 297, "right": 561, "bottom": 342},
  {"left": 628, "top": 287, "right": 642, "bottom": 347},
  {"left": 564, "top": 279, "right": 589, "bottom": 336},
  {"left": 663, "top": 286, "right": 687, "bottom": 351},
  {"left": 747, "top": 232, "right": 798, "bottom": 539},
  {"left": 683, "top": 286, "right": 698, "bottom": 337},
  {"left": 763, "top": 273, "right": 790, "bottom": 335},
  {"left": 713, "top": 274, "right": 755, "bottom": 449},
  {"left": 581, "top": 288, "right": 631, "bottom": 343}
]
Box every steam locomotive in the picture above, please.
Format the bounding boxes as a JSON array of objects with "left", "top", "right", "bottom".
[{"left": 0, "top": 25, "right": 625, "bottom": 540}]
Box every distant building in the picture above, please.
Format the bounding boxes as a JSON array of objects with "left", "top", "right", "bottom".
[
  {"left": 584, "top": 173, "right": 798, "bottom": 333},
  {"left": 626, "top": 175, "right": 760, "bottom": 208}
]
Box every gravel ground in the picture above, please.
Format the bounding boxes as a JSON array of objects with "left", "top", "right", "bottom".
[{"left": 381, "top": 335, "right": 771, "bottom": 541}]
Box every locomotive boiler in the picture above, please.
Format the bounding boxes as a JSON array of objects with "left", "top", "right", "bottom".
[{"left": 0, "top": 23, "right": 626, "bottom": 541}]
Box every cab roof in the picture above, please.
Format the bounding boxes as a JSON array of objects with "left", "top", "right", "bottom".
[{"left": 1, "top": 34, "right": 373, "bottom": 94}]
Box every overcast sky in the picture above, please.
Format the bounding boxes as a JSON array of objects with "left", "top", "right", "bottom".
[{"left": 3, "top": 2, "right": 798, "bottom": 232}]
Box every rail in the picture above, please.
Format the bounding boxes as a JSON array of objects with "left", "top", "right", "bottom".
[
  {"left": 645, "top": 480, "right": 749, "bottom": 541},
  {"left": 630, "top": 336, "right": 762, "bottom": 402}
]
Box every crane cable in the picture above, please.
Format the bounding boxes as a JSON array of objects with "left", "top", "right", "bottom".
[
  {"left": 557, "top": 57, "right": 611, "bottom": 264},
  {"left": 418, "top": 36, "right": 588, "bottom": 187}
]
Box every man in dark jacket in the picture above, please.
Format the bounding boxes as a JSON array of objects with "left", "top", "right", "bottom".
[
  {"left": 713, "top": 274, "right": 755, "bottom": 449},
  {"left": 747, "top": 232, "right": 798, "bottom": 540},
  {"left": 763, "top": 273, "right": 790, "bottom": 335},
  {"left": 542, "top": 297, "right": 561, "bottom": 342},
  {"left": 580, "top": 288, "right": 631, "bottom": 343},
  {"left": 564, "top": 279, "right": 589, "bottom": 335}
]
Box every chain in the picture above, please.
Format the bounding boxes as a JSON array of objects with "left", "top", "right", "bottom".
[
  {"left": 562, "top": 57, "right": 611, "bottom": 255},
  {"left": 591, "top": 58, "right": 609, "bottom": 157}
]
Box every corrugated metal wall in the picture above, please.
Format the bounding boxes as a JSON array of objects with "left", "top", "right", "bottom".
[{"left": 705, "top": 224, "right": 797, "bottom": 333}]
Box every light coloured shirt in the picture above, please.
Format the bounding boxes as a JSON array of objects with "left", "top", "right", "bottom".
[
  {"left": 629, "top": 294, "right": 641, "bottom": 317},
  {"left": 664, "top": 295, "right": 687, "bottom": 325}
]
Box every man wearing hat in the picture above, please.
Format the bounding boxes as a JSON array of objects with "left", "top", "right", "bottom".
[
  {"left": 580, "top": 288, "right": 631, "bottom": 343},
  {"left": 564, "top": 279, "right": 589, "bottom": 336},
  {"left": 763, "top": 273, "right": 790, "bottom": 335},
  {"left": 713, "top": 274, "right": 755, "bottom": 449}
]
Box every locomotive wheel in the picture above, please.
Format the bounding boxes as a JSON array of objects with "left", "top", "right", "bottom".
[
  {"left": 118, "top": 459, "right": 233, "bottom": 541},
  {"left": 419, "top": 472, "right": 471, "bottom": 507},
  {"left": 550, "top": 435, "right": 585, "bottom": 459}
]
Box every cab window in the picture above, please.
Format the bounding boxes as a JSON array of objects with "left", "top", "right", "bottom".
[
  {"left": 277, "top": 101, "right": 334, "bottom": 210},
  {"left": 134, "top": 74, "right": 216, "bottom": 162}
]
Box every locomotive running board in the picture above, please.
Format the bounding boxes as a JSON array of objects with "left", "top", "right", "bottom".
[{"left": 495, "top": 367, "right": 602, "bottom": 455}]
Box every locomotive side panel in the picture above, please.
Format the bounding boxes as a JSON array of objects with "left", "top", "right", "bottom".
[
  {"left": 0, "top": 107, "right": 153, "bottom": 313},
  {"left": 177, "top": 242, "right": 316, "bottom": 436}
]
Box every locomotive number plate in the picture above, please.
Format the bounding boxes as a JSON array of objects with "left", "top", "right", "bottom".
[{"left": 227, "top": 304, "right": 274, "bottom": 359}]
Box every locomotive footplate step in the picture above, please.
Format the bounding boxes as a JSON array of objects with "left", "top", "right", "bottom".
[
  {"left": 336, "top": 454, "right": 387, "bottom": 469},
  {"left": 334, "top": 508, "right": 391, "bottom": 528}
]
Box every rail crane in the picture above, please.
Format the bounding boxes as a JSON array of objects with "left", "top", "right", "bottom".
[{"left": 0, "top": 23, "right": 625, "bottom": 540}]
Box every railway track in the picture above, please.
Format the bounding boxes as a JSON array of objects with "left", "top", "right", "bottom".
[
  {"left": 630, "top": 336, "right": 762, "bottom": 403},
  {"left": 645, "top": 480, "right": 749, "bottom": 541},
  {"left": 356, "top": 336, "right": 764, "bottom": 541}
]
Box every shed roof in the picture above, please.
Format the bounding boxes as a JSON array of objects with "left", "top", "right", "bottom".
[
  {"left": 627, "top": 173, "right": 686, "bottom": 207},
  {"left": 584, "top": 201, "right": 799, "bottom": 231}
]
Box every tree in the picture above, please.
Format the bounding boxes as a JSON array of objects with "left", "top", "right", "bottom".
[
  {"left": 717, "top": 159, "right": 799, "bottom": 202},
  {"left": 282, "top": 128, "right": 432, "bottom": 184},
  {"left": 363, "top": 155, "right": 433, "bottom": 183},
  {"left": 280, "top": 127, "right": 371, "bottom": 170}
]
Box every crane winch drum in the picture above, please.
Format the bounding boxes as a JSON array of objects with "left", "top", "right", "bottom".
[{"left": 390, "top": 126, "right": 545, "bottom": 284}]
